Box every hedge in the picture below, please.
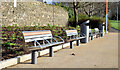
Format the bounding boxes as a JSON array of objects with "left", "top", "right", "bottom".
[{"left": 69, "top": 14, "right": 111, "bottom": 31}]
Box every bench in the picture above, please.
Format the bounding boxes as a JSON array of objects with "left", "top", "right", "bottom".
[
  {"left": 89, "top": 29, "right": 93, "bottom": 40},
  {"left": 94, "top": 28, "right": 102, "bottom": 37},
  {"left": 89, "top": 28, "right": 101, "bottom": 40},
  {"left": 99, "top": 30, "right": 104, "bottom": 37},
  {"left": 65, "top": 30, "right": 86, "bottom": 49},
  {"left": 22, "top": 30, "right": 64, "bottom": 64}
]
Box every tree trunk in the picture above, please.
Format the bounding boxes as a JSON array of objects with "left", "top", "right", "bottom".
[{"left": 73, "top": 2, "right": 77, "bottom": 28}]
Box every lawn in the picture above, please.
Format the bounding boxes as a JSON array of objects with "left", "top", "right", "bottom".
[{"left": 110, "top": 20, "right": 120, "bottom": 30}]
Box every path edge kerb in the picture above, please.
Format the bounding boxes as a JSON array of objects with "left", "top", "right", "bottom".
[{"left": 0, "top": 41, "right": 77, "bottom": 69}]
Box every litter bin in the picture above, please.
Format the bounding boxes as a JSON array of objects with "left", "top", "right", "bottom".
[{"left": 80, "top": 20, "right": 90, "bottom": 43}]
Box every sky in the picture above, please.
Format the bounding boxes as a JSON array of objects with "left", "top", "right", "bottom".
[{"left": 43, "top": 0, "right": 53, "bottom": 4}]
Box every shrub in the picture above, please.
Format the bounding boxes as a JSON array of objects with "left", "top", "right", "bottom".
[{"left": 78, "top": 15, "right": 111, "bottom": 31}]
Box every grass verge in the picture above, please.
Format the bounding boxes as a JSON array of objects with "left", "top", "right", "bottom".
[{"left": 110, "top": 20, "right": 120, "bottom": 30}]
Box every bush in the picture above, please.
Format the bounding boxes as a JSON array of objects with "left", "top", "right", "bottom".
[
  {"left": 61, "top": 5, "right": 75, "bottom": 26},
  {"left": 78, "top": 15, "right": 111, "bottom": 31}
]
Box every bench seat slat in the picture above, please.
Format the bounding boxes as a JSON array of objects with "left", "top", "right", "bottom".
[
  {"left": 67, "top": 33, "right": 78, "bottom": 36},
  {"left": 66, "top": 30, "right": 78, "bottom": 36},
  {"left": 28, "top": 42, "right": 64, "bottom": 51},
  {"left": 25, "top": 37, "right": 52, "bottom": 42},
  {"left": 24, "top": 34, "right": 52, "bottom": 39},
  {"left": 22, "top": 30, "right": 51, "bottom": 36}
]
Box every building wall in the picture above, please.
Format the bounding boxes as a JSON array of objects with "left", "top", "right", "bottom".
[{"left": 1, "top": 2, "right": 68, "bottom": 27}]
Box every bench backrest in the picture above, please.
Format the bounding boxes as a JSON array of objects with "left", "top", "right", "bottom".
[
  {"left": 94, "top": 28, "right": 99, "bottom": 32},
  {"left": 65, "top": 30, "right": 78, "bottom": 36},
  {"left": 22, "top": 30, "right": 52, "bottom": 42}
]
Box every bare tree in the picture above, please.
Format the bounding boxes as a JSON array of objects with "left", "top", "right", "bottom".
[{"left": 78, "top": 2, "right": 106, "bottom": 17}]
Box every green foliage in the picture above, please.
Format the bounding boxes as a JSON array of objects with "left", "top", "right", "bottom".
[
  {"left": 110, "top": 20, "right": 120, "bottom": 30},
  {"left": 91, "top": 29, "right": 95, "bottom": 32},
  {"left": 55, "top": 2, "right": 62, "bottom": 6},
  {"left": 78, "top": 14, "right": 89, "bottom": 20},
  {"left": 2, "top": 34, "right": 7, "bottom": 37},
  {"left": 1, "top": 37, "right": 7, "bottom": 40},
  {"left": 2, "top": 25, "right": 5, "bottom": 27},
  {"left": 2, "top": 42, "right": 16, "bottom": 46},
  {"left": 78, "top": 15, "right": 111, "bottom": 31},
  {"left": 10, "top": 34, "right": 16, "bottom": 40},
  {"left": 61, "top": 5, "right": 74, "bottom": 20},
  {"left": 6, "top": 26, "right": 13, "bottom": 31},
  {"left": 17, "top": 36, "right": 23, "bottom": 39}
]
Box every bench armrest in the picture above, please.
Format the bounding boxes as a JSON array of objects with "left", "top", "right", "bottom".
[
  {"left": 34, "top": 40, "right": 42, "bottom": 48},
  {"left": 43, "top": 38, "right": 51, "bottom": 45},
  {"left": 53, "top": 35, "right": 65, "bottom": 43},
  {"left": 80, "top": 33, "right": 86, "bottom": 37}
]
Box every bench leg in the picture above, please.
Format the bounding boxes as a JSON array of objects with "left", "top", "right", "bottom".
[
  {"left": 101, "top": 33, "right": 103, "bottom": 37},
  {"left": 70, "top": 41, "right": 73, "bottom": 49},
  {"left": 96, "top": 34, "right": 98, "bottom": 38},
  {"left": 32, "top": 51, "right": 37, "bottom": 64},
  {"left": 99, "top": 34, "right": 101, "bottom": 37},
  {"left": 76, "top": 40, "right": 79, "bottom": 46},
  {"left": 91, "top": 36, "right": 93, "bottom": 40},
  {"left": 49, "top": 47, "right": 53, "bottom": 57},
  {"left": 101, "top": 34, "right": 103, "bottom": 37}
]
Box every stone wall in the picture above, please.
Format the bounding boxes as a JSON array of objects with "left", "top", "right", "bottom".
[{"left": 1, "top": 2, "right": 68, "bottom": 27}]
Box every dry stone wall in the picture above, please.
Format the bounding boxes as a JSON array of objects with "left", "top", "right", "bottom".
[{"left": 1, "top": 2, "right": 68, "bottom": 27}]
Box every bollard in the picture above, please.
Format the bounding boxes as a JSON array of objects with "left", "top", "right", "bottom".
[
  {"left": 91, "top": 36, "right": 93, "bottom": 40},
  {"left": 49, "top": 47, "right": 53, "bottom": 57},
  {"left": 32, "top": 51, "right": 37, "bottom": 64},
  {"left": 70, "top": 41, "right": 73, "bottom": 49}
]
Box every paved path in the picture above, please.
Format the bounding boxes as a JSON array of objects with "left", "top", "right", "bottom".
[{"left": 9, "top": 32, "right": 118, "bottom": 68}]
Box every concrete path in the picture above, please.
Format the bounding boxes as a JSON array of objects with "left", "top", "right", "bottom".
[{"left": 8, "top": 32, "right": 118, "bottom": 68}]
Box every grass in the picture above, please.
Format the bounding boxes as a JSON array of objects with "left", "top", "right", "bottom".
[{"left": 110, "top": 20, "right": 120, "bottom": 30}]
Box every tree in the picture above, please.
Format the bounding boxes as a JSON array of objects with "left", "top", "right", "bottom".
[{"left": 78, "top": 2, "right": 106, "bottom": 17}]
